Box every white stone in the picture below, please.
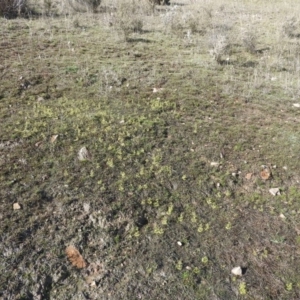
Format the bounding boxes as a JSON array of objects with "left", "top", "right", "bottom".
[
  {"left": 78, "top": 146, "right": 91, "bottom": 161},
  {"left": 13, "top": 203, "right": 21, "bottom": 210},
  {"left": 231, "top": 266, "right": 242, "bottom": 276},
  {"left": 269, "top": 188, "right": 280, "bottom": 196}
]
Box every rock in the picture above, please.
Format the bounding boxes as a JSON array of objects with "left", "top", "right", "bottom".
[
  {"left": 245, "top": 173, "right": 253, "bottom": 180},
  {"left": 231, "top": 266, "right": 242, "bottom": 276},
  {"left": 279, "top": 213, "right": 286, "bottom": 219},
  {"left": 35, "top": 141, "right": 43, "bottom": 147},
  {"left": 13, "top": 203, "right": 21, "bottom": 210},
  {"left": 269, "top": 188, "right": 280, "bottom": 196},
  {"left": 260, "top": 167, "right": 271, "bottom": 180},
  {"left": 50, "top": 135, "right": 58, "bottom": 143},
  {"left": 78, "top": 146, "right": 91, "bottom": 161},
  {"left": 65, "top": 245, "right": 86, "bottom": 269}
]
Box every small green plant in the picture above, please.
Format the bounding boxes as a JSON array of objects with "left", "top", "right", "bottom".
[
  {"left": 239, "top": 282, "right": 247, "bottom": 295},
  {"left": 285, "top": 282, "right": 293, "bottom": 291},
  {"left": 178, "top": 213, "right": 184, "bottom": 223},
  {"left": 153, "top": 224, "right": 164, "bottom": 235},
  {"left": 197, "top": 224, "right": 204, "bottom": 233},
  {"left": 191, "top": 212, "right": 197, "bottom": 223},
  {"left": 225, "top": 222, "right": 232, "bottom": 230},
  {"left": 175, "top": 260, "right": 183, "bottom": 270},
  {"left": 201, "top": 256, "right": 208, "bottom": 264},
  {"left": 66, "top": 66, "right": 79, "bottom": 74},
  {"left": 166, "top": 204, "right": 174, "bottom": 215}
]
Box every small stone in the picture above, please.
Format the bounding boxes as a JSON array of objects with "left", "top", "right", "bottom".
[
  {"left": 269, "top": 188, "right": 280, "bottom": 196},
  {"left": 153, "top": 87, "right": 164, "bottom": 93},
  {"left": 78, "top": 146, "right": 91, "bottom": 161},
  {"left": 279, "top": 213, "right": 286, "bottom": 219},
  {"left": 231, "top": 266, "right": 242, "bottom": 276},
  {"left": 245, "top": 173, "right": 253, "bottom": 180},
  {"left": 13, "top": 203, "right": 21, "bottom": 210},
  {"left": 50, "top": 135, "right": 58, "bottom": 143},
  {"left": 177, "top": 241, "right": 182, "bottom": 246},
  {"left": 210, "top": 162, "right": 219, "bottom": 167},
  {"left": 293, "top": 103, "right": 300, "bottom": 107},
  {"left": 260, "top": 167, "right": 271, "bottom": 180},
  {"left": 35, "top": 141, "right": 43, "bottom": 147}
]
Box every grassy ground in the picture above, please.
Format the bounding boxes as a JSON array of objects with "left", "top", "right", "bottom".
[{"left": 2, "top": 0, "right": 300, "bottom": 299}]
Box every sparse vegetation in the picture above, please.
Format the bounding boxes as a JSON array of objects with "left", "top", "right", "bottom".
[
  {"left": 67, "top": 0, "right": 102, "bottom": 13},
  {"left": 148, "top": 0, "right": 170, "bottom": 5},
  {"left": 2, "top": 0, "right": 300, "bottom": 299},
  {"left": 0, "top": 0, "right": 28, "bottom": 18}
]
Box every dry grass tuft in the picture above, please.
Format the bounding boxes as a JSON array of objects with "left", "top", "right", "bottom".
[
  {"left": 282, "top": 17, "right": 300, "bottom": 38},
  {"left": 67, "top": 0, "right": 102, "bottom": 13},
  {"left": 242, "top": 30, "right": 257, "bottom": 54}
]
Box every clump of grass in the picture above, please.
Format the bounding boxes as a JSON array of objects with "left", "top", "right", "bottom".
[
  {"left": 148, "top": 0, "right": 170, "bottom": 5},
  {"left": 282, "top": 17, "right": 300, "bottom": 38},
  {"left": 99, "top": 67, "right": 125, "bottom": 93},
  {"left": 0, "top": 0, "right": 28, "bottom": 18},
  {"left": 161, "top": 5, "right": 184, "bottom": 34},
  {"left": 146, "top": 0, "right": 170, "bottom": 13},
  {"left": 242, "top": 30, "right": 257, "bottom": 54},
  {"left": 113, "top": 0, "right": 149, "bottom": 41},
  {"left": 67, "top": 0, "right": 102, "bottom": 13},
  {"left": 208, "top": 32, "right": 230, "bottom": 64}
]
